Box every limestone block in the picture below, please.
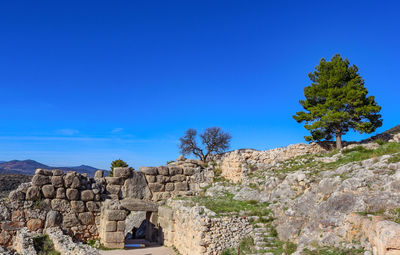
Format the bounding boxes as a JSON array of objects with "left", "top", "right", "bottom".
[
  {"left": 103, "top": 242, "right": 124, "bottom": 249},
  {"left": 63, "top": 172, "right": 76, "bottom": 187},
  {"left": 105, "top": 177, "right": 124, "bottom": 185},
  {"left": 171, "top": 174, "right": 186, "bottom": 182},
  {"left": 146, "top": 175, "right": 156, "bottom": 183},
  {"left": 56, "top": 188, "right": 66, "bottom": 199},
  {"left": 114, "top": 167, "right": 132, "bottom": 178},
  {"left": 175, "top": 181, "right": 188, "bottom": 191},
  {"left": 81, "top": 190, "right": 94, "bottom": 201},
  {"left": 71, "top": 201, "right": 85, "bottom": 213},
  {"left": 105, "top": 221, "right": 117, "bottom": 232},
  {"left": 45, "top": 211, "right": 62, "bottom": 228},
  {"left": 120, "top": 198, "right": 158, "bottom": 212},
  {"left": 26, "top": 186, "right": 41, "bottom": 200},
  {"left": 52, "top": 169, "right": 64, "bottom": 176},
  {"left": 156, "top": 175, "right": 169, "bottom": 183},
  {"left": 157, "top": 166, "right": 169, "bottom": 176},
  {"left": 140, "top": 167, "right": 158, "bottom": 175},
  {"left": 66, "top": 188, "right": 79, "bottom": 200},
  {"left": 148, "top": 183, "right": 165, "bottom": 192},
  {"left": 42, "top": 184, "right": 55, "bottom": 199},
  {"left": 117, "top": 221, "right": 125, "bottom": 232},
  {"left": 0, "top": 231, "right": 11, "bottom": 245},
  {"left": 32, "top": 174, "right": 50, "bottom": 186},
  {"left": 169, "top": 166, "right": 183, "bottom": 175},
  {"left": 106, "top": 184, "right": 121, "bottom": 195},
  {"left": 62, "top": 213, "right": 79, "bottom": 228},
  {"left": 8, "top": 190, "right": 25, "bottom": 201},
  {"left": 183, "top": 167, "right": 195, "bottom": 176},
  {"left": 103, "top": 232, "right": 125, "bottom": 243},
  {"left": 165, "top": 183, "right": 175, "bottom": 191},
  {"left": 94, "top": 170, "right": 104, "bottom": 178},
  {"left": 79, "top": 212, "right": 94, "bottom": 225},
  {"left": 35, "top": 169, "right": 53, "bottom": 176},
  {"left": 51, "top": 176, "right": 64, "bottom": 188},
  {"left": 70, "top": 176, "right": 81, "bottom": 189},
  {"left": 105, "top": 210, "right": 126, "bottom": 221},
  {"left": 1, "top": 221, "right": 25, "bottom": 231},
  {"left": 86, "top": 201, "right": 101, "bottom": 212},
  {"left": 51, "top": 199, "right": 70, "bottom": 212},
  {"left": 121, "top": 172, "right": 152, "bottom": 200},
  {"left": 27, "top": 219, "right": 43, "bottom": 231}
]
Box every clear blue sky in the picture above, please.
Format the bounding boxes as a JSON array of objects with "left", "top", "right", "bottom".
[{"left": 0, "top": 1, "right": 399, "bottom": 169}]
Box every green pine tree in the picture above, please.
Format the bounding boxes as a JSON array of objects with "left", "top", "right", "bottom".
[
  {"left": 293, "top": 54, "right": 383, "bottom": 149},
  {"left": 109, "top": 159, "right": 129, "bottom": 177}
]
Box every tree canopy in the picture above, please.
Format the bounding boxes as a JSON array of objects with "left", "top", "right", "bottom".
[
  {"left": 293, "top": 54, "right": 383, "bottom": 149},
  {"left": 109, "top": 159, "right": 129, "bottom": 177},
  {"left": 179, "top": 127, "right": 232, "bottom": 162}
]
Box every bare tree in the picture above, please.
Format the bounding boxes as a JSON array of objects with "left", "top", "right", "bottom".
[{"left": 179, "top": 127, "right": 232, "bottom": 162}]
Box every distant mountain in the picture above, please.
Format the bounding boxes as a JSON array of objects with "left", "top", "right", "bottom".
[{"left": 0, "top": 160, "right": 102, "bottom": 177}]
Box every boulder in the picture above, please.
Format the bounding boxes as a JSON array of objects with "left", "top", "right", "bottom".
[
  {"left": 148, "top": 183, "right": 165, "bottom": 192},
  {"left": 169, "top": 166, "right": 183, "bottom": 175},
  {"left": 113, "top": 167, "right": 132, "bottom": 178},
  {"left": 62, "top": 213, "right": 80, "bottom": 228},
  {"left": 121, "top": 172, "right": 152, "bottom": 200},
  {"left": 8, "top": 190, "right": 25, "bottom": 201},
  {"left": 52, "top": 169, "right": 64, "bottom": 176},
  {"left": 81, "top": 190, "right": 94, "bottom": 201},
  {"left": 56, "top": 188, "right": 66, "bottom": 199},
  {"left": 78, "top": 212, "right": 94, "bottom": 225},
  {"left": 105, "top": 177, "right": 124, "bottom": 185},
  {"left": 170, "top": 174, "right": 186, "bottom": 182},
  {"left": 86, "top": 201, "right": 101, "bottom": 212},
  {"left": 51, "top": 199, "right": 70, "bottom": 212},
  {"left": 105, "top": 210, "right": 126, "bottom": 221},
  {"left": 157, "top": 166, "right": 169, "bottom": 176},
  {"left": 35, "top": 169, "right": 53, "bottom": 176},
  {"left": 66, "top": 188, "right": 79, "bottom": 200},
  {"left": 106, "top": 184, "right": 121, "bottom": 195},
  {"left": 71, "top": 201, "right": 85, "bottom": 213},
  {"left": 26, "top": 186, "right": 41, "bottom": 200},
  {"left": 140, "top": 167, "right": 158, "bottom": 175},
  {"left": 42, "top": 184, "right": 55, "bottom": 198},
  {"left": 32, "top": 174, "right": 50, "bottom": 186},
  {"left": 120, "top": 198, "right": 158, "bottom": 212},
  {"left": 45, "top": 211, "right": 62, "bottom": 228},
  {"left": 27, "top": 219, "right": 43, "bottom": 231},
  {"left": 94, "top": 170, "right": 104, "bottom": 178},
  {"left": 175, "top": 181, "right": 188, "bottom": 191},
  {"left": 51, "top": 176, "right": 64, "bottom": 188}
]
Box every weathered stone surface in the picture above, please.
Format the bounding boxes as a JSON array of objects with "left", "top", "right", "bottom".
[
  {"left": 105, "top": 210, "right": 126, "bottom": 221},
  {"left": 35, "top": 169, "right": 53, "bottom": 176},
  {"left": 117, "top": 221, "right": 125, "bottom": 232},
  {"left": 13, "top": 227, "right": 36, "bottom": 254},
  {"left": 171, "top": 174, "right": 186, "bottom": 182},
  {"left": 94, "top": 170, "right": 104, "bottom": 178},
  {"left": 86, "top": 201, "right": 101, "bottom": 212},
  {"left": 51, "top": 199, "right": 70, "bottom": 212},
  {"left": 124, "top": 211, "right": 146, "bottom": 236},
  {"left": 157, "top": 166, "right": 169, "bottom": 176},
  {"left": 120, "top": 198, "right": 158, "bottom": 212},
  {"left": 66, "top": 188, "right": 79, "bottom": 200},
  {"left": 1, "top": 221, "right": 25, "bottom": 231},
  {"left": 148, "top": 183, "right": 165, "bottom": 192},
  {"left": 140, "top": 167, "right": 158, "bottom": 175},
  {"left": 64, "top": 172, "right": 76, "bottom": 187},
  {"left": 26, "top": 186, "right": 41, "bottom": 200},
  {"left": 183, "top": 167, "right": 195, "bottom": 176},
  {"left": 42, "top": 184, "right": 56, "bottom": 198},
  {"left": 52, "top": 169, "right": 64, "bottom": 176},
  {"left": 27, "top": 219, "right": 43, "bottom": 231},
  {"left": 71, "top": 200, "right": 85, "bottom": 213},
  {"left": 114, "top": 167, "right": 132, "bottom": 178},
  {"left": 175, "top": 181, "right": 188, "bottom": 191},
  {"left": 62, "top": 213, "right": 79, "bottom": 228},
  {"left": 105, "top": 177, "right": 124, "bottom": 185},
  {"left": 156, "top": 175, "right": 169, "bottom": 183},
  {"left": 106, "top": 184, "right": 121, "bottom": 195},
  {"left": 0, "top": 231, "right": 11, "bottom": 245},
  {"left": 169, "top": 166, "right": 183, "bottom": 175},
  {"left": 103, "top": 231, "right": 125, "bottom": 243},
  {"left": 51, "top": 176, "right": 64, "bottom": 187},
  {"left": 146, "top": 175, "right": 156, "bottom": 183},
  {"left": 8, "top": 190, "right": 25, "bottom": 201},
  {"left": 79, "top": 212, "right": 94, "bottom": 225},
  {"left": 45, "top": 211, "right": 62, "bottom": 228},
  {"left": 56, "top": 188, "right": 66, "bottom": 199},
  {"left": 105, "top": 221, "right": 117, "bottom": 232},
  {"left": 70, "top": 176, "right": 81, "bottom": 189},
  {"left": 32, "top": 174, "right": 50, "bottom": 186},
  {"left": 165, "top": 183, "right": 175, "bottom": 191},
  {"left": 81, "top": 190, "right": 94, "bottom": 201},
  {"left": 122, "top": 172, "right": 152, "bottom": 200},
  {"left": 0, "top": 204, "right": 10, "bottom": 221}
]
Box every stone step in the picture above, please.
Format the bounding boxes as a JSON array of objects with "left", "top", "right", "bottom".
[
  {"left": 254, "top": 227, "right": 267, "bottom": 232},
  {"left": 255, "top": 241, "right": 267, "bottom": 246}
]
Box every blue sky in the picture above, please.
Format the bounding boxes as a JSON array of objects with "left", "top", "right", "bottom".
[{"left": 0, "top": 1, "right": 399, "bottom": 169}]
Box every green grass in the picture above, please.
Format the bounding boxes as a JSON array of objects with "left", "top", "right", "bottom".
[
  {"left": 221, "top": 237, "right": 254, "bottom": 255},
  {"left": 33, "top": 235, "right": 60, "bottom": 255},
  {"left": 355, "top": 209, "right": 385, "bottom": 217},
  {"left": 388, "top": 153, "right": 400, "bottom": 163},
  {"left": 189, "top": 193, "right": 270, "bottom": 217},
  {"left": 303, "top": 246, "right": 364, "bottom": 255}
]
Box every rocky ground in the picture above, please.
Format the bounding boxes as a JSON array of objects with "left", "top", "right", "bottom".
[{"left": 179, "top": 139, "right": 400, "bottom": 254}]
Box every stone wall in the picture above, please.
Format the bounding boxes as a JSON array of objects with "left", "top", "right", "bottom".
[
  {"left": 212, "top": 142, "right": 329, "bottom": 182},
  {"left": 158, "top": 200, "right": 253, "bottom": 255}
]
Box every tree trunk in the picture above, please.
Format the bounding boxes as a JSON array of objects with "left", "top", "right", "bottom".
[{"left": 336, "top": 134, "right": 342, "bottom": 149}]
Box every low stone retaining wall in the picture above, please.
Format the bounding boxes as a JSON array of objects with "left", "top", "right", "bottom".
[{"left": 158, "top": 200, "right": 253, "bottom": 255}]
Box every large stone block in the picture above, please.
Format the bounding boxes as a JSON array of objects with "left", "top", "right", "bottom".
[
  {"left": 51, "top": 199, "right": 70, "bottom": 212},
  {"left": 32, "top": 175, "right": 50, "bottom": 186},
  {"left": 157, "top": 166, "right": 169, "bottom": 176},
  {"left": 140, "top": 167, "right": 158, "bottom": 175},
  {"left": 169, "top": 166, "right": 183, "bottom": 175},
  {"left": 42, "top": 185, "right": 55, "bottom": 199},
  {"left": 146, "top": 175, "right": 156, "bottom": 183},
  {"left": 86, "top": 201, "right": 101, "bottom": 212},
  {"left": 52, "top": 169, "right": 64, "bottom": 176},
  {"left": 26, "top": 186, "right": 41, "bottom": 200},
  {"left": 170, "top": 174, "right": 186, "bottom": 182},
  {"left": 64, "top": 172, "right": 76, "bottom": 188},
  {"left": 165, "top": 183, "right": 175, "bottom": 191},
  {"left": 35, "top": 169, "right": 53, "bottom": 176},
  {"left": 71, "top": 201, "right": 85, "bottom": 213},
  {"left": 105, "top": 177, "right": 124, "bottom": 185},
  {"left": 120, "top": 198, "right": 158, "bottom": 212},
  {"left": 66, "top": 188, "right": 79, "bottom": 200},
  {"left": 121, "top": 172, "right": 152, "bottom": 200},
  {"left": 105, "top": 210, "right": 126, "bottom": 221},
  {"left": 183, "top": 167, "right": 195, "bottom": 176},
  {"left": 51, "top": 176, "right": 64, "bottom": 188},
  {"left": 175, "top": 181, "right": 188, "bottom": 191},
  {"left": 117, "top": 221, "right": 125, "bottom": 232},
  {"left": 45, "top": 210, "right": 62, "bottom": 228},
  {"left": 81, "top": 190, "right": 94, "bottom": 201},
  {"left": 94, "top": 170, "right": 104, "bottom": 178},
  {"left": 114, "top": 167, "right": 132, "bottom": 178},
  {"left": 156, "top": 175, "right": 169, "bottom": 183},
  {"left": 27, "top": 219, "right": 43, "bottom": 231},
  {"left": 103, "top": 232, "right": 125, "bottom": 243},
  {"left": 106, "top": 184, "right": 121, "bottom": 195},
  {"left": 102, "top": 242, "right": 124, "bottom": 249},
  {"left": 8, "top": 190, "right": 25, "bottom": 201},
  {"left": 148, "top": 183, "right": 165, "bottom": 192},
  {"left": 62, "top": 213, "right": 79, "bottom": 228},
  {"left": 56, "top": 188, "right": 66, "bottom": 199},
  {"left": 78, "top": 212, "right": 94, "bottom": 225}
]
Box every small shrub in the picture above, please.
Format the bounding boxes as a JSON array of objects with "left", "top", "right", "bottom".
[
  {"left": 33, "top": 235, "right": 60, "bottom": 255},
  {"left": 375, "top": 139, "right": 386, "bottom": 145}
]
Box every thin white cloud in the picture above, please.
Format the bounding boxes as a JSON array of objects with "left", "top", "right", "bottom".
[
  {"left": 111, "top": 128, "right": 123, "bottom": 134},
  {"left": 57, "top": 129, "right": 80, "bottom": 136}
]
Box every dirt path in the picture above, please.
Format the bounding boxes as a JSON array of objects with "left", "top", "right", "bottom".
[{"left": 99, "top": 246, "right": 176, "bottom": 255}]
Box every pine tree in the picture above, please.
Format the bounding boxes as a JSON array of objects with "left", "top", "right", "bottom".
[
  {"left": 293, "top": 54, "right": 383, "bottom": 149},
  {"left": 109, "top": 159, "right": 129, "bottom": 177}
]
